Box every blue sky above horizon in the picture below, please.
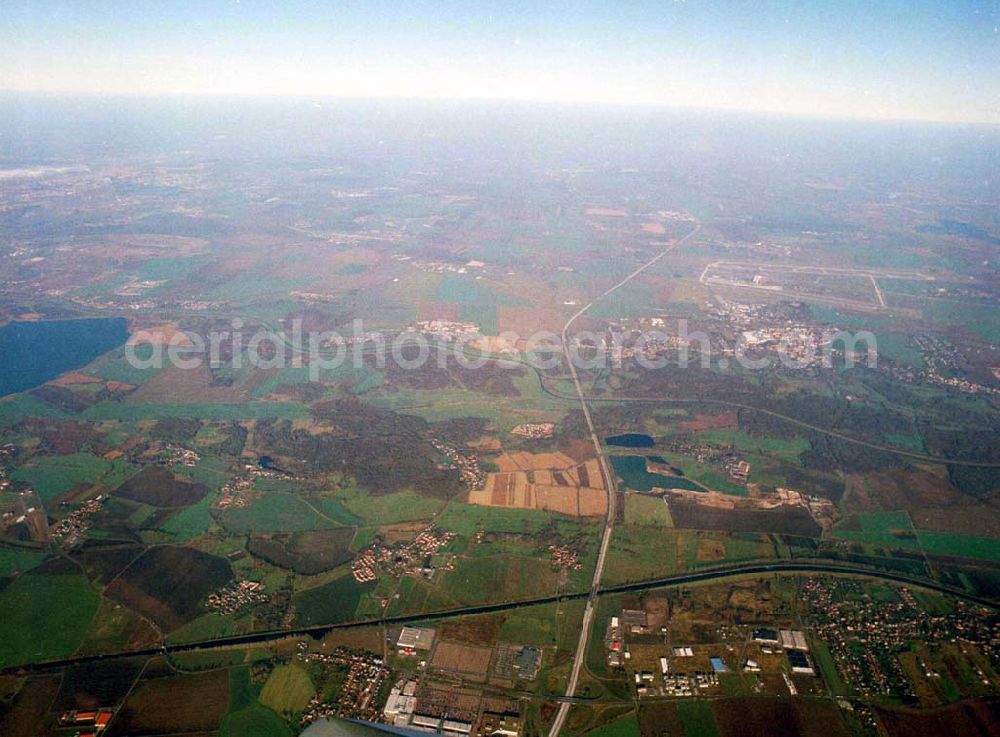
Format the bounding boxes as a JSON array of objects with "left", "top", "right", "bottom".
[{"left": 2, "top": 1, "right": 998, "bottom": 124}]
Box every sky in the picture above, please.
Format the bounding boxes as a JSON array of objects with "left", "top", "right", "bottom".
[{"left": 2, "top": 0, "right": 998, "bottom": 124}]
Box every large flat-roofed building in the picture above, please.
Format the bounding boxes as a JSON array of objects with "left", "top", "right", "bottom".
[
  {"left": 442, "top": 719, "right": 473, "bottom": 735},
  {"left": 752, "top": 627, "right": 780, "bottom": 644},
  {"left": 397, "top": 626, "right": 436, "bottom": 652},
  {"left": 621, "top": 609, "right": 649, "bottom": 633},
  {"left": 411, "top": 714, "right": 443, "bottom": 731},
  {"left": 478, "top": 697, "right": 521, "bottom": 737},
  {"left": 787, "top": 649, "right": 815, "bottom": 675},
  {"left": 779, "top": 629, "right": 808, "bottom": 651}
]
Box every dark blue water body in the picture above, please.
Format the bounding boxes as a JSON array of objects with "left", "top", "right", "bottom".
[
  {"left": 610, "top": 455, "right": 701, "bottom": 492},
  {"left": 259, "top": 455, "right": 291, "bottom": 475},
  {"left": 605, "top": 433, "right": 655, "bottom": 448},
  {"left": 0, "top": 317, "right": 128, "bottom": 396}
]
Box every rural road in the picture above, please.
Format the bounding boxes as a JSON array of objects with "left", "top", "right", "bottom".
[{"left": 548, "top": 221, "right": 701, "bottom": 737}]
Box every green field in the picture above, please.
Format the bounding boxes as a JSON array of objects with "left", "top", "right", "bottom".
[
  {"left": 832, "top": 511, "right": 922, "bottom": 550},
  {"left": 498, "top": 603, "right": 561, "bottom": 647},
  {"left": 604, "top": 526, "right": 683, "bottom": 584},
  {"left": 252, "top": 363, "right": 383, "bottom": 398},
  {"left": 713, "top": 533, "right": 775, "bottom": 567},
  {"left": 915, "top": 530, "right": 1000, "bottom": 562},
  {"left": 157, "top": 494, "right": 216, "bottom": 541},
  {"left": 623, "top": 493, "right": 672, "bottom": 527},
  {"left": 11, "top": 452, "right": 136, "bottom": 502},
  {"left": 812, "top": 639, "right": 852, "bottom": 697},
  {"left": 0, "top": 573, "right": 100, "bottom": 668},
  {"left": 217, "top": 492, "right": 357, "bottom": 533},
  {"left": 434, "top": 275, "right": 527, "bottom": 335},
  {"left": 586, "top": 714, "right": 641, "bottom": 737},
  {"left": 0, "top": 546, "right": 48, "bottom": 578},
  {"left": 259, "top": 663, "right": 315, "bottom": 716},
  {"left": 82, "top": 401, "right": 309, "bottom": 421},
  {"left": 366, "top": 376, "right": 567, "bottom": 428},
  {"left": 873, "top": 333, "right": 925, "bottom": 368},
  {"left": 698, "top": 430, "right": 811, "bottom": 463},
  {"left": 77, "top": 596, "right": 158, "bottom": 655},
  {"left": 337, "top": 263, "right": 369, "bottom": 276},
  {"left": 89, "top": 345, "right": 165, "bottom": 385},
  {"left": 885, "top": 433, "right": 925, "bottom": 452},
  {"left": 336, "top": 488, "right": 445, "bottom": 526},
  {"left": 166, "top": 610, "right": 238, "bottom": 645},
  {"left": 437, "top": 554, "right": 561, "bottom": 605},
  {"left": 294, "top": 575, "right": 375, "bottom": 626},
  {"left": 435, "top": 502, "right": 565, "bottom": 536},
  {"left": 0, "top": 393, "right": 69, "bottom": 425},
  {"left": 221, "top": 666, "right": 293, "bottom": 737},
  {"left": 677, "top": 700, "right": 719, "bottom": 737},
  {"left": 586, "top": 280, "right": 659, "bottom": 318},
  {"left": 833, "top": 511, "right": 1000, "bottom": 562}
]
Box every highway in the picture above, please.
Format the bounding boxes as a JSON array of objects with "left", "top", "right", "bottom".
[{"left": 547, "top": 222, "right": 701, "bottom": 737}]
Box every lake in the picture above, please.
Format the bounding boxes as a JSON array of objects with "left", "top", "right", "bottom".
[
  {"left": 605, "top": 433, "right": 655, "bottom": 448},
  {"left": 610, "top": 455, "right": 702, "bottom": 492},
  {"left": 0, "top": 317, "right": 129, "bottom": 396}
]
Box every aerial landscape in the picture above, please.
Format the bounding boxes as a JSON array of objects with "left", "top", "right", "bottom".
[{"left": 0, "top": 2, "right": 998, "bottom": 737}]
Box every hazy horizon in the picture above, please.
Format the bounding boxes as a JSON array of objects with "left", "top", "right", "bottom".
[{"left": 3, "top": 1, "right": 998, "bottom": 125}]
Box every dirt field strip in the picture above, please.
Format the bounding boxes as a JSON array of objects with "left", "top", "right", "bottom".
[{"left": 468, "top": 453, "right": 608, "bottom": 517}]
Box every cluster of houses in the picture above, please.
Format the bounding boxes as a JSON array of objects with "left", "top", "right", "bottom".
[
  {"left": 414, "top": 320, "right": 481, "bottom": 340},
  {"left": 548, "top": 544, "right": 582, "bottom": 572},
  {"left": 805, "top": 577, "right": 999, "bottom": 698},
  {"left": 50, "top": 495, "right": 105, "bottom": 546},
  {"left": 298, "top": 646, "right": 389, "bottom": 725},
  {"left": 431, "top": 439, "right": 486, "bottom": 490},
  {"left": 725, "top": 457, "right": 750, "bottom": 484},
  {"left": 510, "top": 423, "right": 555, "bottom": 439},
  {"left": 403, "top": 257, "right": 486, "bottom": 277},
  {"left": 351, "top": 527, "right": 456, "bottom": 584},
  {"left": 737, "top": 326, "right": 836, "bottom": 366},
  {"left": 216, "top": 462, "right": 295, "bottom": 510},
  {"left": 912, "top": 334, "right": 1000, "bottom": 396},
  {"left": 205, "top": 579, "right": 268, "bottom": 614},
  {"left": 155, "top": 443, "right": 199, "bottom": 467}
]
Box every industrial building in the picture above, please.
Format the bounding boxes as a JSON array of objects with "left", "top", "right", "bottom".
[
  {"left": 397, "top": 626, "right": 437, "bottom": 653},
  {"left": 787, "top": 649, "right": 815, "bottom": 675},
  {"left": 752, "top": 627, "right": 780, "bottom": 645},
  {"left": 779, "top": 629, "right": 809, "bottom": 651}
]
